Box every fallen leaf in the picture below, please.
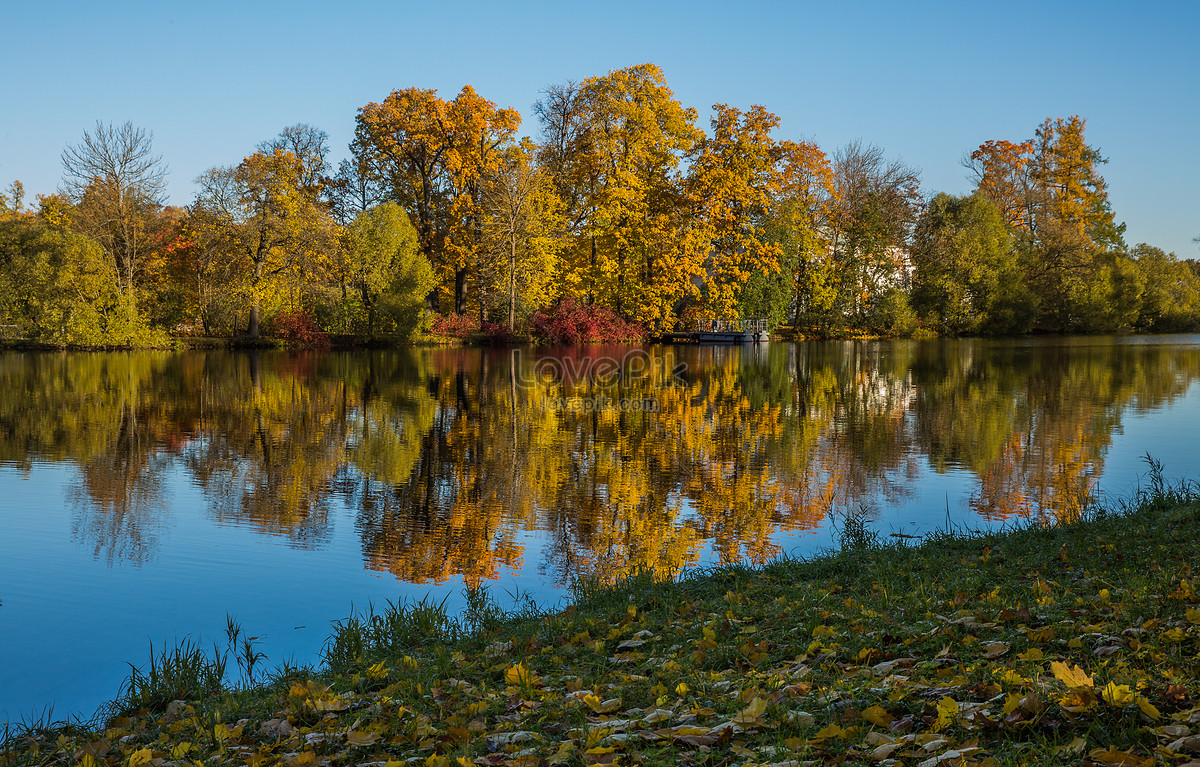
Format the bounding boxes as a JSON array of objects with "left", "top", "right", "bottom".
[
  {"left": 983, "top": 641, "right": 1010, "bottom": 658},
  {"left": 933, "top": 697, "right": 958, "bottom": 731},
  {"left": 346, "top": 730, "right": 380, "bottom": 747},
  {"left": 1050, "top": 661, "right": 1094, "bottom": 691}
]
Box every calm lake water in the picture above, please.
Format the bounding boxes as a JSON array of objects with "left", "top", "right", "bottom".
[{"left": 2, "top": 336, "right": 1200, "bottom": 721}]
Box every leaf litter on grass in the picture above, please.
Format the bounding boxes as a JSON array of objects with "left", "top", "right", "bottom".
[{"left": 4, "top": 500, "right": 1200, "bottom": 767}]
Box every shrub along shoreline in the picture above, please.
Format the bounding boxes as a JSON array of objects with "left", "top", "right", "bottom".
[{"left": 4, "top": 482, "right": 1200, "bottom": 766}]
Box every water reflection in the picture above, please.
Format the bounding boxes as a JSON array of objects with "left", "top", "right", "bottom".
[{"left": 1, "top": 337, "right": 1197, "bottom": 585}]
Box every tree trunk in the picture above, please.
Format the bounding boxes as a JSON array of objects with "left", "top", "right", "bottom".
[
  {"left": 455, "top": 267, "right": 468, "bottom": 315},
  {"left": 247, "top": 259, "right": 264, "bottom": 339},
  {"left": 508, "top": 234, "right": 517, "bottom": 331}
]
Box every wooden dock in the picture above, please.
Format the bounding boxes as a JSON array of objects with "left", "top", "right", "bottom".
[{"left": 652, "top": 319, "right": 770, "bottom": 344}]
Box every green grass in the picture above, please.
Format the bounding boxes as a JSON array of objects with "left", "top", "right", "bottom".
[{"left": 4, "top": 476, "right": 1199, "bottom": 766}]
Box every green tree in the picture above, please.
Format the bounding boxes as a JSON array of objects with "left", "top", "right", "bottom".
[
  {"left": 1131, "top": 243, "right": 1200, "bottom": 331},
  {"left": 0, "top": 208, "right": 130, "bottom": 344},
  {"left": 910, "top": 192, "right": 1035, "bottom": 335},
  {"left": 771, "top": 140, "right": 837, "bottom": 329},
  {"left": 971, "top": 116, "right": 1128, "bottom": 332},
  {"left": 338, "top": 201, "right": 435, "bottom": 337}
]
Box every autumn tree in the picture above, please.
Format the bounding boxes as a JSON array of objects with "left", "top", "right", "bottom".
[
  {"left": 479, "top": 141, "right": 564, "bottom": 330},
  {"left": 353, "top": 88, "right": 451, "bottom": 297},
  {"left": 441, "top": 86, "right": 522, "bottom": 319},
  {"left": 0, "top": 180, "right": 26, "bottom": 217},
  {"left": 351, "top": 86, "right": 520, "bottom": 315},
  {"left": 534, "top": 82, "right": 590, "bottom": 238},
  {"left": 193, "top": 149, "right": 335, "bottom": 338},
  {"left": 966, "top": 139, "right": 1035, "bottom": 231},
  {"left": 772, "top": 140, "right": 838, "bottom": 328},
  {"left": 337, "top": 201, "right": 435, "bottom": 336},
  {"left": 257, "top": 123, "right": 331, "bottom": 203},
  {"left": 828, "top": 141, "right": 922, "bottom": 325},
  {"left": 538, "top": 64, "right": 703, "bottom": 327},
  {"left": 164, "top": 204, "right": 241, "bottom": 334},
  {"left": 327, "top": 155, "right": 387, "bottom": 225},
  {"left": 969, "top": 116, "right": 1128, "bottom": 331},
  {"left": 687, "top": 104, "right": 785, "bottom": 319},
  {"left": 60, "top": 121, "right": 168, "bottom": 307}
]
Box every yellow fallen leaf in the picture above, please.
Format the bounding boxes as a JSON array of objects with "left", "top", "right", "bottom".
[
  {"left": 1088, "top": 746, "right": 1152, "bottom": 766},
  {"left": 809, "top": 723, "right": 846, "bottom": 743},
  {"left": 1050, "top": 661, "right": 1094, "bottom": 691},
  {"left": 733, "top": 696, "right": 769, "bottom": 725},
  {"left": 1017, "top": 647, "right": 1044, "bottom": 661},
  {"left": 313, "top": 696, "right": 348, "bottom": 712},
  {"left": 811, "top": 624, "right": 837, "bottom": 638},
  {"left": 583, "top": 694, "right": 621, "bottom": 714},
  {"left": 667, "top": 725, "right": 711, "bottom": 737},
  {"left": 862, "top": 705, "right": 894, "bottom": 727},
  {"left": 505, "top": 662, "right": 540, "bottom": 687},
  {"left": 1186, "top": 608, "right": 1200, "bottom": 625},
  {"left": 1001, "top": 693, "right": 1022, "bottom": 716},
  {"left": 547, "top": 741, "right": 574, "bottom": 766},
  {"left": 1136, "top": 696, "right": 1161, "bottom": 720},
  {"left": 127, "top": 748, "right": 153, "bottom": 767},
  {"left": 934, "top": 697, "right": 958, "bottom": 731},
  {"left": 1052, "top": 736, "right": 1087, "bottom": 755},
  {"left": 1102, "top": 682, "right": 1135, "bottom": 706}
]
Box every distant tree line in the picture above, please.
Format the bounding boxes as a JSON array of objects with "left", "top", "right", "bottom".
[{"left": 2, "top": 64, "right": 1198, "bottom": 346}]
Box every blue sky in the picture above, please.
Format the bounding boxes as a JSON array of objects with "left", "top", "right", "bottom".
[{"left": 2, "top": 0, "right": 1197, "bottom": 256}]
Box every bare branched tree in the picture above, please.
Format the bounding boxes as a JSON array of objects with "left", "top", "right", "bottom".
[
  {"left": 61, "top": 121, "right": 168, "bottom": 299},
  {"left": 258, "top": 123, "right": 330, "bottom": 200}
]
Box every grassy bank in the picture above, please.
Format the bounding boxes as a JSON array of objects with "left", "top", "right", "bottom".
[{"left": 5, "top": 484, "right": 1200, "bottom": 767}]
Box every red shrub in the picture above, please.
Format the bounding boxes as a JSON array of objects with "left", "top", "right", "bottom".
[
  {"left": 265, "top": 310, "right": 330, "bottom": 348},
  {"left": 430, "top": 313, "right": 480, "bottom": 339},
  {"left": 529, "top": 299, "right": 646, "bottom": 345},
  {"left": 478, "top": 322, "right": 523, "bottom": 345}
]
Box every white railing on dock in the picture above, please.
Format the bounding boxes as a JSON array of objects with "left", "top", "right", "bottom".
[{"left": 696, "top": 319, "right": 768, "bottom": 333}]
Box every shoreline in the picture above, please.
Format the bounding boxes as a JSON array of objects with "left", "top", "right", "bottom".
[
  {"left": 4, "top": 484, "right": 1199, "bottom": 765},
  {"left": 1, "top": 327, "right": 1196, "bottom": 354}
]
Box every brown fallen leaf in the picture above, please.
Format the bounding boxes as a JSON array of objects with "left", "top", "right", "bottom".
[
  {"left": 983, "top": 641, "right": 1010, "bottom": 658},
  {"left": 1088, "top": 746, "right": 1153, "bottom": 766},
  {"left": 345, "top": 730, "right": 379, "bottom": 747},
  {"left": 1167, "top": 736, "right": 1200, "bottom": 754}
]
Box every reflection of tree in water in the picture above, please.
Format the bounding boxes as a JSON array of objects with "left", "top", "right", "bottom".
[
  {"left": 910, "top": 340, "right": 1200, "bottom": 522},
  {"left": 69, "top": 443, "right": 172, "bottom": 567},
  {"left": 3, "top": 338, "right": 1199, "bottom": 580}
]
